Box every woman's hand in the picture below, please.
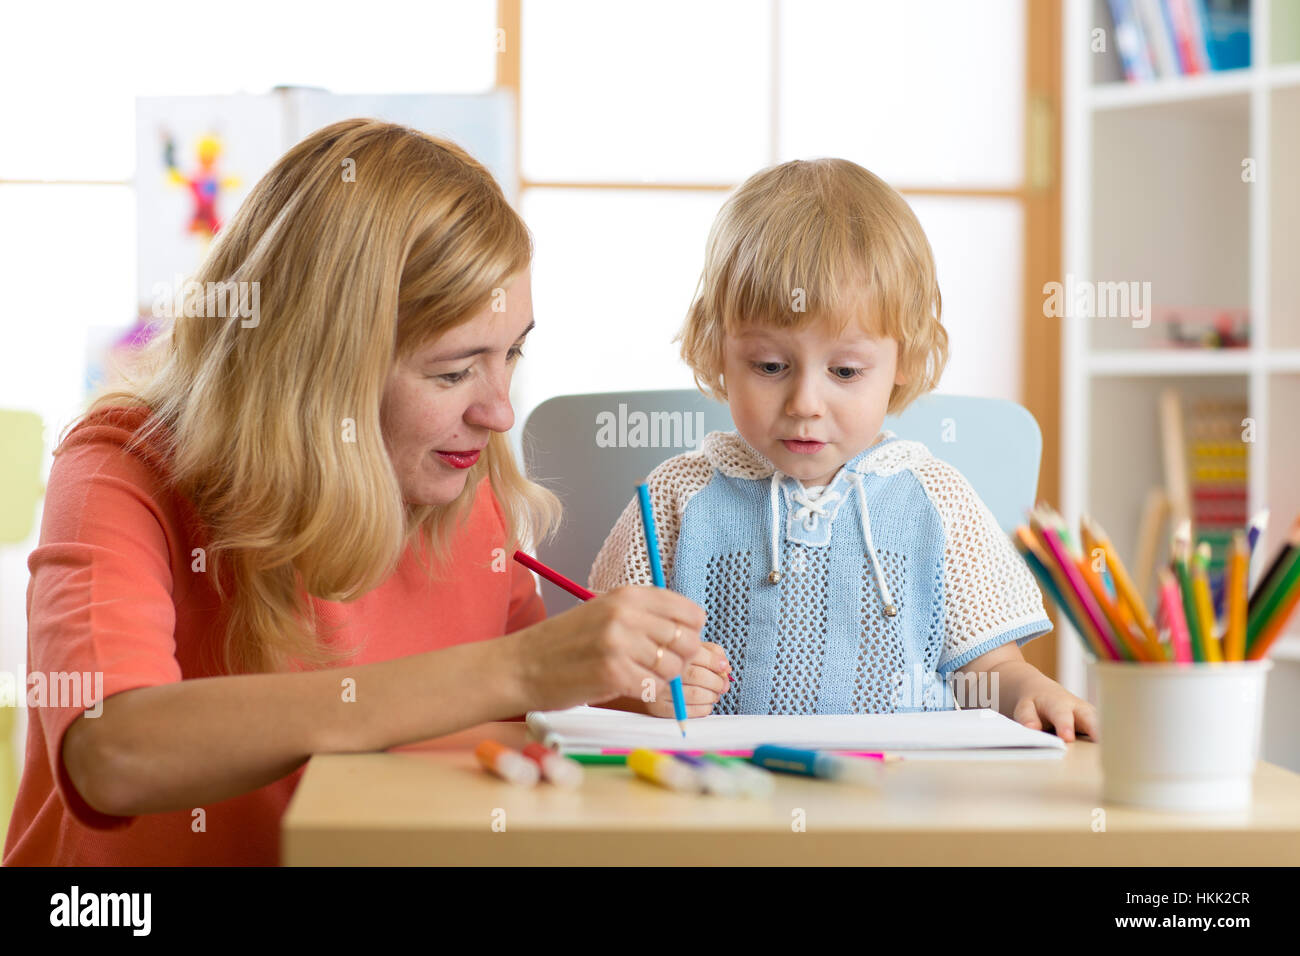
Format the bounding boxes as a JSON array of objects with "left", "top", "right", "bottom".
[{"left": 507, "top": 586, "right": 707, "bottom": 713}]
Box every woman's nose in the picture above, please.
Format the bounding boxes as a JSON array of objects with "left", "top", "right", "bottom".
[{"left": 465, "top": 373, "right": 515, "bottom": 433}]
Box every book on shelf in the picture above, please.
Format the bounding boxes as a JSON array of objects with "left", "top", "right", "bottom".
[{"left": 1103, "top": 0, "right": 1250, "bottom": 83}]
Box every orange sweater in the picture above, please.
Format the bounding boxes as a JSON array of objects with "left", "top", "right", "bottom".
[{"left": 3, "top": 405, "right": 546, "bottom": 866}]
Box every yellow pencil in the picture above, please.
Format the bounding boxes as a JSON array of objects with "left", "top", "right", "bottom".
[
  {"left": 1082, "top": 515, "right": 1164, "bottom": 662},
  {"left": 1225, "top": 529, "right": 1249, "bottom": 661},
  {"left": 1193, "top": 542, "right": 1224, "bottom": 662}
]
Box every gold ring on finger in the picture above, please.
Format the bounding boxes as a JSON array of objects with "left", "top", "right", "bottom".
[{"left": 655, "top": 646, "right": 664, "bottom": 664}]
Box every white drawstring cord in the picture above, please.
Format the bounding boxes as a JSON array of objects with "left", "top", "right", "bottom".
[
  {"left": 768, "top": 471, "right": 783, "bottom": 583},
  {"left": 765, "top": 468, "right": 898, "bottom": 618},
  {"left": 853, "top": 472, "right": 898, "bottom": 617}
]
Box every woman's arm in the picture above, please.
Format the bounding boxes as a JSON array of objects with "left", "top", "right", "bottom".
[
  {"left": 64, "top": 584, "right": 706, "bottom": 817},
  {"left": 64, "top": 636, "right": 529, "bottom": 817}
]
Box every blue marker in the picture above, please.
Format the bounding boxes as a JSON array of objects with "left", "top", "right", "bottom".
[
  {"left": 637, "top": 482, "right": 689, "bottom": 737},
  {"left": 751, "top": 745, "right": 883, "bottom": 786}
]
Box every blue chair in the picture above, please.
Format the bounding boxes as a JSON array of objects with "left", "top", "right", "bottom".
[{"left": 522, "top": 390, "right": 1041, "bottom": 613}]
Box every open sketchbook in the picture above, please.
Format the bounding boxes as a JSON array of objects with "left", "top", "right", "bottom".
[{"left": 527, "top": 706, "right": 1067, "bottom": 758}]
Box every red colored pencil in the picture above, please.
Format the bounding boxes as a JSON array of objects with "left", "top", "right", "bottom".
[{"left": 513, "top": 549, "right": 596, "bottom": 602}]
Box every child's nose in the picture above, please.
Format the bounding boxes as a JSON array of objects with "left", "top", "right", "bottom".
[{"left": 785, "top": 373, "right": 824, "bottom": 419}]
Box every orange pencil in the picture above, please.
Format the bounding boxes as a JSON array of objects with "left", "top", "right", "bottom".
[
  {"left": 1081, "top": 515, "right": 1163, "bottom": 661},
  {"left": 1225, "top": 529, "right": 1249, "bottom": 661},
  {"left": 1077, "top": 557, "right": 1151, "bottom": 661},
  {"left": 1246, "top": 580, "right": 1300, "bottom": 660}
]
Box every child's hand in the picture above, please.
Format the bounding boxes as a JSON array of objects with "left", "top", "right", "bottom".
[
  {"left": 644, "top": 641, "right": 732, "bottom": 719},
  {"left": 1010, "top": 678, "right": 1100, "bottom": 743}
]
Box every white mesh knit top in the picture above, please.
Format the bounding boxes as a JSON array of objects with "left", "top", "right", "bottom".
[{"left": 588, "top": 429, "right": 1052, "bottom": 714}]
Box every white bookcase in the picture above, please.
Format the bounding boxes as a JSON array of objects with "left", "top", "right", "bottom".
[{"left": 1061, "top": 0, "right": 1300, "bottom": 757}]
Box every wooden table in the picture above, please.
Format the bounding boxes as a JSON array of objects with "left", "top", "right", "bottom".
[{"left": 281, "top": 722, "right": 1300, "bottom": 865}]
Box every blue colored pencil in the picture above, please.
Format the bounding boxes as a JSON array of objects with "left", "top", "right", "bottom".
[{"left": 637, "top": 483, "right": 689, "bottom": 737}]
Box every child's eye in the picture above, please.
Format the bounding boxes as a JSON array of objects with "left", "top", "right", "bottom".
[
  {"left": 753, "top": 361, "right": 786, "bottom": 375},
  {"left": 832, "top": 366, "right": 866, "bottom": 380}
]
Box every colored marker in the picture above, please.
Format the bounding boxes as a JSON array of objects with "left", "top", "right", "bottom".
[
  {"left": 701, "top": 754, "right": 775, "bottom": 798},
  {"left": 628, "top": 748, "right": 700, "bottom": 792},
  {"left": 638, "top": 482, "right": 689, "bottom": 737},
  {"left": 521, "top": 742, "right": 584, "bottom": 788},
  {"left": 566, "top": 753, "right": 628, "bottom": 765},
  {"left": 596, "top": 748, "right": 755, "bottom": 757},
  {"left": 673, "top": 753, "right": 739, "bottom": 796},
  {"left": 751, "top": 745, "right": 884, "bottom": 786},
  {"left": 475, "top": 739, "right": 539, "bottom": 786}
]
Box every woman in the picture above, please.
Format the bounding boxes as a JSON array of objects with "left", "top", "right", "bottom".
[{"left": 2, "top": 119, "right": 711, "bottom": 866}]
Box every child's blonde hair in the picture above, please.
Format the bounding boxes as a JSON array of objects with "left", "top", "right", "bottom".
[{"left": 678, "top": 158, "right": 947, "bottom": 414}]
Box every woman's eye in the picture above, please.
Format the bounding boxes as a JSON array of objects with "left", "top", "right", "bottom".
[
  {"left": 434, "top": 369, "right": 471, "bottom": 384},
  {"left": 832, "top": 366, "right": 865, "bottom": 380},
  {"left": 507, "top": 345, "right": 525, "bottom": 362}
]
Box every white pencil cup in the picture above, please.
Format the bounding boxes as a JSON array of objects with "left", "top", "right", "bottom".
[{"left": 1092, "top": 660, "right": 1272, "bottom": 812}]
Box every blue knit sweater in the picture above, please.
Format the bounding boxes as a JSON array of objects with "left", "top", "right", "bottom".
[{"left": 589, "top": 429, "right": 1052, "bottom": 714}]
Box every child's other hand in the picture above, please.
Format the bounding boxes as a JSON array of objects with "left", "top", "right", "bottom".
[
  {"left": 1011, "top": 680, "right": 1100, "bottom": 743},
  {"left": 644, "top": 641, "right": 732, "bottom": 719}
]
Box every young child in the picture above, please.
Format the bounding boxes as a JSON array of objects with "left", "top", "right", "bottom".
[{"left": 588, "top": 158, "right": 1097, "bottom": 741}]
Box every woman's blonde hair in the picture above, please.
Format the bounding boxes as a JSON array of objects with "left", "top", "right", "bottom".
[
  {"left": 64, "top": 119, "right": 560, "bottom": 674},
  {"left": 677, "top": 158, "right": 947, "bottom": 413}
]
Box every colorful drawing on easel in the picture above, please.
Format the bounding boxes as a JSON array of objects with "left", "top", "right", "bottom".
[{"left": 160, "top": 130, "right": 242, "bottom": 249}]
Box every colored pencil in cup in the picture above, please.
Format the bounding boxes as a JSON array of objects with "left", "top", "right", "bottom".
[
  {"left": 1193, "top": 542, "right": 1224, "bottom": 662},
  {"left": 1246, "top": 516, "right": 1300, "bottom": 659},
  {"left": 1246, "top": 555, "right": 1300, "bottom": 661},
  {"left": 1172, "top": 521, "right": 1205, "bottom": 662},
  {"left": 1082, "top": 515, "right": 1165, "bottom": 662},
  {"left": 1015, "top": 525, "right": 1105, "bottom": 660},
  {"left": 1224, "top": 529, "right": 1249, "bottom": 661},
  {"left": 1247, "top": 509, "right": 1269, "bottom": 564},
  {"left": 1158, "top": 567, "right": 1194, "bottom": 663},
  {"left": 1076, "top": 554, "right": 1150, "bottom": 661},
  {"left": 1249, "top": 514, "right": 1300, "bottom": 611},
  {"left": 1031, "top": 510, "right": 1122, "bottom": 660},
  {"left": 637, "top": 482, "right": 689, "bottom": 737}
]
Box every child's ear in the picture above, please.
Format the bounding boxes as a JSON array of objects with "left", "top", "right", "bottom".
[{"left": 894, "top": 364, "right": 909, "bottom": 387}]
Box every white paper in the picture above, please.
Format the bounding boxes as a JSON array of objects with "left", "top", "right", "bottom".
[{"left": 526, "top": 705, "right": 1067, "bottom": 754}]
